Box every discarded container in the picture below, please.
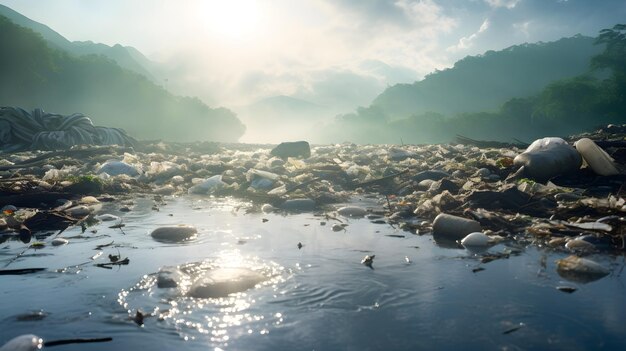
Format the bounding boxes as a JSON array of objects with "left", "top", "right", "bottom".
[
  {"left": 556, "top": 255, "right": 609, "bottom": 283},
  {"left": 512, "top": 137, "right": 581, "bottom": 182},
  {"left": 574, "top": 138, "right": 620, "bottom": 176},
  {"left": 432, "top": 213, "right": 482, "bottom": 241},
  {"left": 188, "top": 175, "right": 225, "bottom": 195},
  {"left": 460, "top": 232, "right": 490, "bottom": 247},
  {"left": 97, "top": 160, "right": 141, "bottom": 177}
]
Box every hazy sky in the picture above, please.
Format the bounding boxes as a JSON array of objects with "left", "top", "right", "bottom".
[{"left": 1, "top": 0, "right": 624, "bottom": 109}]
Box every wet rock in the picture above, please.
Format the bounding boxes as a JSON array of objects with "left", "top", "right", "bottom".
[
  {"left": 261, "top": 203, "right": 276, "bottom": 213},
  {"left": 280, "top": 198, "right": 316, "bottom": 211},
  {"left": 270, "top": 141, "right": 311, "bottom": 159},
  {"left": 512, "top": 137, "right": 582, "bottom": 182},
  {"left": 413, "top": 170, "right": 450, "bottom": 183},
  {"left": 332, "top": 223, "right": 347, "bottom": 232},
  {"left": 64, "top": 205, "right": 92, "bottom": 218},
  {"left": 433, "top": 213, "right": 482, "bottom": 242},
  {"left": 428, "top": 178, "right": 460, "bottom": 195},
  {"left": 151, "top": 225, "right": 198, "bottom": 243},
  {"left": 154, "top": 184, "right": 176, "bottom": 195},
  {"left": 51, "top": 237, "right": 68, "bottom": 246},
  {"left": 337, "top": 206, "right": 367, "bottom": 217},
  {"left": 0, "top": 334, "right": 43, "bottom": 351},
  {"left": 156, "top": 266, "right": 182, "bottom": 288},
  {"left": 388, "top": 148, "right": 414, "bottom": 161},
  {"left": 187, "top": 268, "right": 266, "bottom": 298}
]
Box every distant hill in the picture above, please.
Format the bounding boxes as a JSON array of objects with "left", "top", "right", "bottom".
[
  {"left": 0, "top": 4, "right": 155, "bottom": 80},
  {"left": 373, "top": 35, "right": 604, "bottom": 119},
  {"left": 0, "top": 14, "right": 245, "bottom": 142},
  {"left": 317, "top": 31, "right": 626, "bottom": 144}
]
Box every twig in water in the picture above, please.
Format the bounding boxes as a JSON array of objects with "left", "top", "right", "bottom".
[
  {"left": 44, "top": 337, "right": 113, "bottom": 347},
  {"left": 0, "top": 267, "right": 46, "bottom": 275}
]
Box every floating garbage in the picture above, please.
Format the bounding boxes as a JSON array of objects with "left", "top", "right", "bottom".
[
  {"left": 188, "top": 175, "right": 226, "bottom": 195},
  {"left": 574, "top": 138, "right": 620, "bottom": 176},
  {"left": 361, "top": 254, "right": 375, "bottom": 269},
  {"left": 97, "top": 160, "right": 141, "bottom": 177},
  {"left": 460, "top": 232, "right": 490, "bottom": 247},
  {"left": 556, "top": 255, "right": 610, "bottom": 283}
]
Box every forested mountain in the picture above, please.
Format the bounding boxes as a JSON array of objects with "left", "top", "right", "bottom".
[
  {"left": 373, "top": 35, "right": 604, "bottom": 119},
  {"left": 0, "top": 15, "right": 245, "bottom": 142},
  {"left": 318, "top": 27, "right": 626, "bottom": 144},
  {"left": 0, "top": 4, "right": 155, "bottom": 80}
]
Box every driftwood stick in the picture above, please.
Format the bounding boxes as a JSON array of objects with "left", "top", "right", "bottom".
[
  {"left": 44, "top": 337, "right": 113, "bottom": 347},
  {"left": 351, "top": 169, "right": 410, "bottom": 189},
  {"left": 0, "top": 267, "right": 46, "bottom": 275}
]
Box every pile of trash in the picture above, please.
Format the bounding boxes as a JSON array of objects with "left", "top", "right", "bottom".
[
  {"left": 0, "top": 107, "right": 135, "bottom": 152},
  {"left": 1, "top": 126, "right": 625, "bottom": 254}
]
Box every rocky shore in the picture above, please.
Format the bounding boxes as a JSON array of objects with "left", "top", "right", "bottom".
[{"left": 1, "top": 125, "right": 625, "bottom": 257}]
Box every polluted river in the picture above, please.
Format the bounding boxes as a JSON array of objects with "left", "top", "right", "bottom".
[{"left": 1, "top": 128, "right": 626, "bottom": 350}]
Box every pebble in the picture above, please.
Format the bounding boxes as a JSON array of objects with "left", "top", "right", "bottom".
[
  {"left": 64, "top": 205, "right": 91, "bottom": 217},
  {"left": 151, "top": 225, "right": 198, "bottom": 243},
  {"left": 51, "top": 238, "right": 69, "bottom": 246},
  {"left": 0, "top": 334, "right": 42, "bottom": 351},
  {"left": 280, "top": 198, "right": 316, "bottom": 211},
  {"left": 337, "top": 206, "right": 367, "bottom": 217},
  {"left": 187, "top": 268, "right": 266, "bottom": 298}
]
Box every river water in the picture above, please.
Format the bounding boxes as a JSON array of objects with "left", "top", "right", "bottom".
[{"left": 1, "top": 196, "right": 625, "bottom": 350}]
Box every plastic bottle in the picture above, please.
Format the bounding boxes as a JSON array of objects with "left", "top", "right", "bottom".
[{"left": 574, "top": 138, "right": 620, "bottom": 176}]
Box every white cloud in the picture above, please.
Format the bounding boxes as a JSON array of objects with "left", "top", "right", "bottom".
[
  {"left": 513, "top": 21, "right": 531, "bottom": 38},
  {"left": 447, "top": 18, "right": 490, "bottom": 52},
  {"left": 484, "top": 0, "right": 521, "bottom": 9}
]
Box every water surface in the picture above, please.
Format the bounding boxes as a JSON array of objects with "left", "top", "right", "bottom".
[{"left": 1, "top": 196, "right": 625, "bottom": 350}]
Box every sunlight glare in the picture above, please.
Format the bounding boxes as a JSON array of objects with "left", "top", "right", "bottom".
[{"left": 194, "top": 0, "right": 263, "bottom": 41}]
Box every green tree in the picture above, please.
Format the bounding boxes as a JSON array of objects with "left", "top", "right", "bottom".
[{"left": 591, "top": 24, "right": 626, "bottom": 118}]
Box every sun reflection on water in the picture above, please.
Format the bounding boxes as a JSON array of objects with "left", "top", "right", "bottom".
[{"left": 118, "top": 249, "right": 289, "bottom": 347}]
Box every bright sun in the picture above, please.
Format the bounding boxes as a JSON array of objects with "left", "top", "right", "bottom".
[{"left": 194, "top": 0, "right": 262, "bottom": 41}]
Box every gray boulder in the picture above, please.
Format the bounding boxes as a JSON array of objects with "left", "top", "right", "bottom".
[{"left": 270, "top": 141, "right": 311, "bottom": 159}]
